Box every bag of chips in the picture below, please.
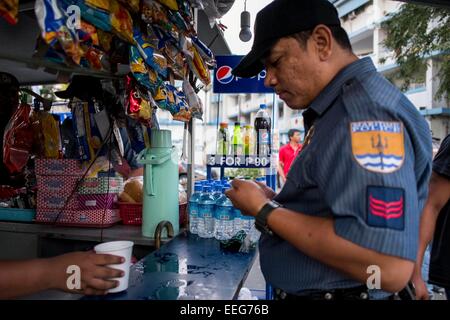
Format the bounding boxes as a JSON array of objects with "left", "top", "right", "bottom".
[
  {"left": 142, "top": 0, "right": 174, "bottom": 32},
  {"left": 0, "top": 0, "right": 18, "bottom": 25},
  {"left": 3, "top": 103, "right": 34, "bottom": 174},
  {"left": 157, "top": 0, "right": 178, "bottom": 11},
  {"left": 85, "top": 0, "right": 109, "bottom": 11},
  {"left": 125, "top": 75, "right": 155, "bottom": 127},
  {"left": 97, "top": 29, "right": 113, "bottom": 52},
  {"left": 181, "top": 36, "right": 211, "bottom": 85},
  {"left": 192, "top": 36, "right": 215, "bottom": 66},
  {"left": 182, "top": 80, "right": 203, "bottom": 120},
  {"left": 59, "top": 0, "right": 112, "bottom": 32},
  {"left": 134, "top": 28, "right": 168, "bottom": 79},
  {"left": 118, "top": 0, "right": 140, "bottom": 13},
  {"left": 78, "top": 20, "right": 100, "bottom": 47},
  {"left": 129, "top": 45, "right": 156, "bottom": 92},
  {"left": 110, "top": 0, "right": 134, "bottom": 44},
  {"left": 30, "top": 111, "right": 62, "bottom": 159},
  {"left": 171, "top": 87, "right": 192, "bottom": 122},
  {"left": 35, "top": 0, "right": 82, "bottom": 65}
]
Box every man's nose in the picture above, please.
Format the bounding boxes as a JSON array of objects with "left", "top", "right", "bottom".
[{"left": 264, "top": 69, "right": 277, "bottom": 88}]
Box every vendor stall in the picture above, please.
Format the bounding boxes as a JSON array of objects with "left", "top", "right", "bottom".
[{"left": 0, "top": 0, "right": 261, "bottom": 300}]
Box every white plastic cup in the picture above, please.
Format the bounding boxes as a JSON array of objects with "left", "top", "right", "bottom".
[{"left": 94, "top": 241, "right": 134, "bottom": 293}]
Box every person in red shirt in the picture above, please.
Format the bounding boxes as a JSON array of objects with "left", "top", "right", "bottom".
[{"left": 278, "top": 129, "right": 302, "bottom": 184}]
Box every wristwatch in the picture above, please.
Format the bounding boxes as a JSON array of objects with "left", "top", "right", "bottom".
[{"left": 255, "top": 200, "right": 281, "bottom": 236}]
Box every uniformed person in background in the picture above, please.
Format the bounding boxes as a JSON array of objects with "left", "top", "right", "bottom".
[{"left": 226, "top": 0, "right": 432, "bottom": 300}]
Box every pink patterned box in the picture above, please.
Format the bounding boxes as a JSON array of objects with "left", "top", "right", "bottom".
[
  {"left": 37, "top": 191, "right": 78, "bottom": 210},
  {"left": 77, "top": 194, "right": 118, "bottom": 210},
  {"left": 35, "top": 159, "right": 83, "bottom": 176},
  {"left": 37, "top": 175, "right": 80, "bottom": 194},
  {"left": 36, "top": 208, "right": 121, "bottom": 227},
  {"left": 36, "top": 207, "right": 72, "bottom": 224}
]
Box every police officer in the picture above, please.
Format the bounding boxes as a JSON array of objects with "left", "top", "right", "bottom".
[{"left": 226, "top": 0, "right": 432, "bottom": 300}]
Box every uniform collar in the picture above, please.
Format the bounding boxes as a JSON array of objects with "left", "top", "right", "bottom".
[{"left": 302, "top": 57, "right": 376, "bottom": 129}]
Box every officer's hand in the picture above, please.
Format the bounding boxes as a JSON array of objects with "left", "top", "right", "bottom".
[
  {"left": 410, "top": 272, "right": 430, "bottom": 300},
  {"left": 225, "top": 179, "right": 269, "bottom": 217},
  {"left": 255, "top": 181, "right": 277, "bottom": 200},
  {"left": 48, "top": 251, "right": 125, "bottom": 296}
]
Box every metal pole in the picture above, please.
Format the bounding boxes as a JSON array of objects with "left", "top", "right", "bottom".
[{"left": 187, "top": 7, "right": 199, "bottom": 198}]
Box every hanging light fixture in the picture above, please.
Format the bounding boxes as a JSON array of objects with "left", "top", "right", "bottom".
[{"left": 239, "top": 0, "right": 252, "bottom": 42}]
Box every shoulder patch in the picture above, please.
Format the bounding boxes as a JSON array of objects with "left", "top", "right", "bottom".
[
  {"left": 367, "top": 186, "right": 405, "bottom": 230},
  {"left": 350, "top": 121, "right": 404, "bottom": 173}
]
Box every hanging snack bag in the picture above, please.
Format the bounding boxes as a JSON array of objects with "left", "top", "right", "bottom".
[
  {"left": 156, "top": 0, "right": 178, "bottom": 11},
  {"left": 59, "top": 0, "right": 112, "bottom": 32},
  {"left": 78, "top": 20, "right": 100, "bottom": 47},
  {"left": 0, "top": 0, "right": 19, "bottom": 25},
  {"left": 110, "top": 0, "right": 135, "bottom": 44},
  {"left": 3, "top": 103, "right": 34, "bottom": 174},
  {"left": 182, "top": 80, "right": 203, "bottom": 120},
  {"left": 192, "top": 36, "right": 215, "bottom": 66},
  {"left": 129, "top": 45, "right": 154, "bottom": 91},
  {"left": 35, "top": 0, "right": 82, "bottom": 65},
  {"left": 118, "top": 0, "right": 140, "bottom": 13},
  {"left": 142, "top": 0, "right": 173, "bottom": 32},
  {"left": 181, "top": 36, "right": 211, "bottom": 86},
  {"left": 171, "top": 87, "right": 192, "bottom": 122},
  {"left": 134, "top": 28, "right": 168, "bottom": 79}
]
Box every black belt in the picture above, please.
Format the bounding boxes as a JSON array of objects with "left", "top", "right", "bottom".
[{"left": 275, "top": 285, "right": 370, "bottom": 301}]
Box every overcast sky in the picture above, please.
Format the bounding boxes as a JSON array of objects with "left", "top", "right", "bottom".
[{"left": 220, "top": 0, "right": 273, "bottom": 55}]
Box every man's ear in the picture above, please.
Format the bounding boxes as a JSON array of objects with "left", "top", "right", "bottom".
[{"left": 310, "top": 24, "right": 333, "bottom": 61}]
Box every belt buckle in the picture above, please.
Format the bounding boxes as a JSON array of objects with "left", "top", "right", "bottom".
[{"left": 324, "top": 292, "right": 334, "bottom": 300}]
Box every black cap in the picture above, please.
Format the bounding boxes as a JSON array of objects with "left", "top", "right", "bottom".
[
  {"left": 232, "top": 0, "right": 341, "bottom": 78},
  {"left": 0, "top": 72, "right": 19, "bottom": 89},
  {"left": 55, "top": 75, "right": 104, "bottom": 100}
]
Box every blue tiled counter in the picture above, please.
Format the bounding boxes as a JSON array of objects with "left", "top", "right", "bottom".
[{"left": 85, "top": 231, "right": 257, "bottom": 300}]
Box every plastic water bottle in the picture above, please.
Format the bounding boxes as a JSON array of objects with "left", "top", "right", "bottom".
[
  {"left": 214, "top": 187, "right": 235, "bottom": 240},
  {"left": 254, "top": 104, "right": 272, "bottom": 156},
  {"left": 212, "top": 183, "right": 223, "bottom": 201},
  {"left": 197, "top": 186, "right": 216, "bottom": 238},
  {"left": 188, "top": 183, "right": 203, "bottom": 234},
  {"left": 241, "top": 215, "right": 255, "bottom": 234},
  {"left": 256, "top": 177, "right": 266, "bottom": 185},
  {"left": 233, "top": 208, "right": 244, "bottom": 235}
]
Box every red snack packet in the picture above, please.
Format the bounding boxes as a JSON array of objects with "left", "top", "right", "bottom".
[{"left": 3, "top": 103, "right": 34, "bottom": 174}]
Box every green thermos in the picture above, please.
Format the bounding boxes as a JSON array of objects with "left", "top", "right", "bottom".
[{"left": 139, "top": 129, "right": 179, "bottom": 238}]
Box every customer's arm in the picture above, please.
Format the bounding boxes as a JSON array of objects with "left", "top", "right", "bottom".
[
  {"left": 411, "top": 172, "right": 450, "bottom": 299},
  {"left": 0, "top": 251, "right": 124, "bottom": 299}
]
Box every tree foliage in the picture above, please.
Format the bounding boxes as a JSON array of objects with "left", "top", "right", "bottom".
[{"left": 381, "top": 3, "right": 450, "bottom": 103}]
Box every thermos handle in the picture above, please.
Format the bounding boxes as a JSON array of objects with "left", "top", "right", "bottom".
[
  {"left": 142, "top": 148, "right": 175, "bottom": 196},
  {"left": 145, "top": 162, "right": 155, "bottom": 196}
]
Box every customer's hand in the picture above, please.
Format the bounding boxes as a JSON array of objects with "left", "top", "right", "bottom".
[
  {"left": 48, "top": 251, "right": 125, "bottom": 296},
  {"left": 255, "top": 181, "right": 277, "bottom": 200},
  {"left": 411, "top": 272, "right": 430, "bottom": 300},
  {"left": 225, "top": 179, "right": 269, "bottom": 217}
]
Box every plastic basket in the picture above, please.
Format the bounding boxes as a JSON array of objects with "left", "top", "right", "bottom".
[
  {"left": 119, "top": 202, "right": 143, "bottom": 225},
  {"left": 119, "top": 202, "right": 188, "bottom": 227}
]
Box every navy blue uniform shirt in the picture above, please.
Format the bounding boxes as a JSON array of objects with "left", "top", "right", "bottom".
[{"left": 260, "top": 57, "right": 432, "bottom": 296}]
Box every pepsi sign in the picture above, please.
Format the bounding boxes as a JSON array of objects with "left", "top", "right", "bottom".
[{"left": 213, "top": 55, "right": 274, "bottom": 94}]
